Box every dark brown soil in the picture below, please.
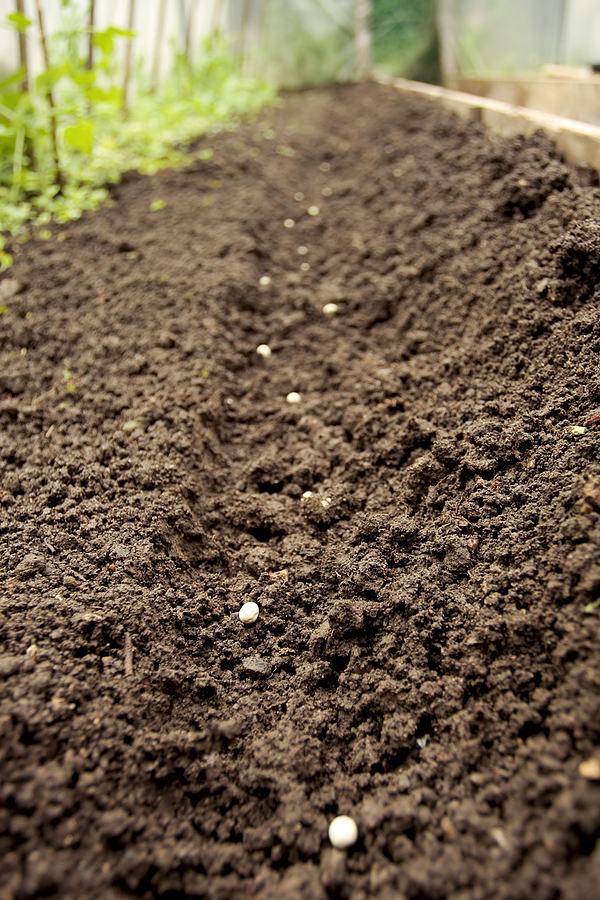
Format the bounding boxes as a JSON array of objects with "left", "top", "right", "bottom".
[{"left": 2, "top": 81, "right": 600, "bottom": 900}]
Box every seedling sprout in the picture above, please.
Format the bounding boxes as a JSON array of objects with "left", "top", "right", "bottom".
[{"left": 256, "top": 344, "right": 272, "bottom": 358}]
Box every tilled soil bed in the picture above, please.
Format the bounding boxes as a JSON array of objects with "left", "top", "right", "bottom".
[{"left": 1, "top": 80, "right": 600, "bottom": 900}]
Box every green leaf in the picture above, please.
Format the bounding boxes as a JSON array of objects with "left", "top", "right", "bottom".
[
  {"left": 149, "top": 199, "right": 166, "bottom": 211},
  {"left": 64, "top": 121, "right": 95, "bottom": 154},
  {"left": 85, "top": 86, "right": 120, "bottom": 104},
  {"left": 36, "top": 65, "right": 68, "bottom": 94},
  {"left": 93, "top": 26, "right": 136, "bottom": 56},
  {"left": 0, "top": 67, "right": 26, "bottom": 92},
  {"left": 105, "top": 26, "right": 136, "bottom": 38},
  {"left": 7, "top": 12, "right": 32, "bottom": 31},
  {"left": 585, "top": 597, "right": 600, "bottom": 614},
  {"left": 67, "top": 68, "right": 96, "bottom": 88},
  {"left": 93, "top": 31, "right": 114, "bottom": 56}
]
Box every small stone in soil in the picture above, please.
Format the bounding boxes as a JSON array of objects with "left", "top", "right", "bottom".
[{"left": 241, "top": 657, "right": 271, "bottom": 677}]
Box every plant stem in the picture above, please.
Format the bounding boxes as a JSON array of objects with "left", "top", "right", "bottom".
[
  {"left": 123, "top": 0, "right": 136, "bottom": 118},
  {"left": 152, "top": 0, "right": 168, "bottom": 91},
  {"left": 33, "top": 0, "right": 63, "bottom": 188},
  {"left": 16, "top": 0, "right": 29, "bottom": 92},
  {"left": 11, "top": 125, "right": 24, "bottom": 203}
]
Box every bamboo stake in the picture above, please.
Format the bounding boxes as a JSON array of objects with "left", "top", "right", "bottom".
[
  {"left": 15, "top": 0, "right": 35, "bottom": 170},
  {"left": 177, "top": 0, "right": 187, "bottom": 62},
  {"left": 33, "top": 0, "right": 63, "bottom": 187},
  {"left": 87, "top": 0, "right": 95, "bottom": 70},
  {"left": 152, "top": 0, "right": 168, "bottom": 91},
  {"left": 211, "top": 0, "right": 225, "bottom": 36},
  {"left": 437, "top": 0, "right": 458, "bottom": 89},
  {"left": 122, "top": 0, "right": 136, "bottom": 117},
  {"left": 239, "top": 0, "right": 251, "bottom": 65},
  {"left": 16, "top": 0, "right": 29, "bottom": 92},
  {"left": 354, "top": 0, "right": 372, "bottom": 80},
  {"left": 186, "top": 0, "right": 199, "bottom": 66}
]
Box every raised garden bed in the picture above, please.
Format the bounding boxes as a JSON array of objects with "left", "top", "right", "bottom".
[{"left": 1, "top": 80, "right": 600, "bottom": 900}]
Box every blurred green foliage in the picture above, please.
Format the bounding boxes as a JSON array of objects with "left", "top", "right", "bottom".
[
  {"left": 0, "top": 3, "right": 275, "bottom": 247},
  {"left": 260, "top": 0, "right": 355, "bottom": 87},
  {"left": 372, "top": 0, "right": 440, "bottom": 82}
]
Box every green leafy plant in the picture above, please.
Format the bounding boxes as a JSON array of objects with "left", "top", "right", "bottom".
[{"left": 0, "top": 2, "right": 276, "bottom": 262}]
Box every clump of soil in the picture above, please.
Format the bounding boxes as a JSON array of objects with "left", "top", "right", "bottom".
[{"left": 2, "top": 81, "right": 600, "bottom": 900}]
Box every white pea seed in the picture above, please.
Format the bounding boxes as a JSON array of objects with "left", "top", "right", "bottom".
[
  {"left": 294, "top": 192, "right": 304, "bottom": 201},
  {"left": 284, "top": 218, "right": 295, "bottom": 228},
  {"left": 308, "top": 206, "right": 320, "bottom": 216},
  {"left": 298, "top": 246, "right": 308, "bottom": 255},
  {"left": 320, "top": 162, "right": 330, "bottom": 172},
  {"left": 322, "top": 303, "right": 338, "bottom": 316},
  {"left": 259, "top": 275, "right": 271, "bottom": 286},
  {"left": 300, "top": 263, "right": 310, "bottom": 271},
  {"left": 286, "top": 392, "right": 302, "bottom": 404},
  {"left": 579, "top": 758, "right": 600, "bottom": 780},
  {"left": 256, "top": 344, "right": 272, "bottom": 358},
  {"left": 239, "top": 601, "right": 259, "bottom": 624},
  {"left": 328, "top": 815, "right": 358, "bottom": 849},
  {"left": 322, "top": 187, "right": 332, "bottom": 197}
]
